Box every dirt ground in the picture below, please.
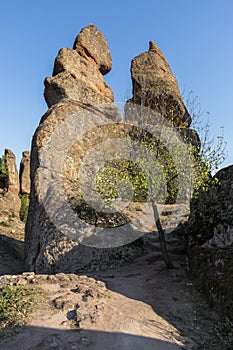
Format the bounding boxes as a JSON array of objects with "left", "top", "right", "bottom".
[{"left": 0, "top": 209, "right": 232, "bottom": 350}]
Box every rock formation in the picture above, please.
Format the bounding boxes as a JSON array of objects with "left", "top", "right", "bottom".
[
  {"left": 4, "top": 149, "right": 20, "bottom": 195},
  {"left": 0, "top": 149, "right": 21, "bottom": 218},
  {"left": 188, "top": 165, "right": 233, "bottom": 248},
  {"left": 125, "top": 41, "right": 191, "bottom": 127},
  {"left": 25, "top": 25, "right": 142, "bottom": 274},
  {"left": 185, "top": 165, "right": 233, "bottom": 319},
  {"left": 124, "top": 41, "right": 199, "bottom": 204},
  {"left": 19, "top": 151, "right": 31, "bottom": 195},
  {"left": 73, "top": 24, "right": 112, "bottom": 75},
  {"left": 44, "top": 24, "right": 113, "bottom": 108}
]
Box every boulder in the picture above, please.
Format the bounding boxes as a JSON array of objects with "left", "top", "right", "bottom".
[
  {"left": 44, "top": 27, "right": 113, "bottom": 108},
  {"left": 44, "top": 71, "right": 113, "bottom": 107},
  {"left": 125, "top": 41, "right": 191, "bottom": 127},
  {"left": 73, "top": 24, "right": 112, "bottom": 75},
  {"left": 19, "top": 151, "right": 30, "bottom": 195}
]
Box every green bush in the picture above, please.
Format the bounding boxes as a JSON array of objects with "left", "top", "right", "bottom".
[
  {"left": 0, "top": 283, "right": 44, "bottom": 332},
  {"left": 96, "top": 160, "right": 149, "bottom": 202},
  {"left": 0, "top": 221, "right": 10, "bottom": 227},
  {"left": 19, "top": 194, "right": 29, "bottom": 223},
  {"left": 0, "top": 156, "right": 8, "bottom": 191}
]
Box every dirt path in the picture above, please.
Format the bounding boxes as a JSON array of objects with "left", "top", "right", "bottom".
[{"left": 1, "top": 223, "right": 230, "bottom": 350}]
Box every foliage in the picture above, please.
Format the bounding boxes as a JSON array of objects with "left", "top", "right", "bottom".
[
  {"left": 94, "top": 125, "right": 188, "bottom": 206},
  {"left": 0, "top": 221, "right": 10, "bottom": 227},
  {"left": 96, "top": 159, "right": 148, "bottom": 202},
  {"left": 19, "top": 194, "right": 29, "bottom": 223},
  {"left": 0, "top": 156, "right": 8, "bottom": 177},
  {"left": 0, "top": 155, "right": 8, "bottom": 190},
  {"left": 185, "top": 91, "right": 227, "bottom": 172},
  {"left": 126, "top": 125, "right": 184, "bottom": 203},
  {"left": 0, "top": 283, "right": 44, "bottom": 334}
]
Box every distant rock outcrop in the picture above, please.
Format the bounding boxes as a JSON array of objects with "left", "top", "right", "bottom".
[
  {"left": 19, "top": 151, "right": 31, "bottom": 195},
  {"left": 0, "top": 149, "right": 21, "bottom": 218},
  {"left": 4, "top": 149, "right": 20, "bottom": 195},
  {"left": 125, "top": 41, "right": 191, "bottom": 127}
]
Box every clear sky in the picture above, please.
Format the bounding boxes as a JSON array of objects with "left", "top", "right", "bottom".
[{"left": 0, "top": 0, "right": 232, "bottom": 170}]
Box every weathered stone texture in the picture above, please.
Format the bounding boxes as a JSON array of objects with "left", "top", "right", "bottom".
[
  {"left": 0, "top": 149, "right": 21, "bottom": 218},
  {"left": 4, "top": 149, "right": 19, "bottom": 195},
  {"left": 25, "top": 25, "right": 144, "bottom": 274},
  {"left": 125, "top": 41, "right": 191, "bottom": 127},
  {"left": 188, "top": 165, "right": 233, "bottom": 247},
  {"left": 44, "top": 25, "right": 113, "bottom": 108},
  {"left": 19, "top": 151, "right": 30, "bottom": 195},
  {"left": 186, "top": 165, "right": 233, "bottom": 320},
  {"left": 73, "top": 24, "right": 112, "bottom": 75}
]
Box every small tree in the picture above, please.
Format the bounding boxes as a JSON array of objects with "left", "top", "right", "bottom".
[
  {"left": 123, "top": 98, "right": 194, "bottom": 269},
  {"left": 72, "top": 93, "right": 226, "bottom": 269},
  {"left": 91, "top": 96, "right": 194, "bottom": 269},
  {"left": 185, "top": 91, "right": 226, "bottom": 169}
]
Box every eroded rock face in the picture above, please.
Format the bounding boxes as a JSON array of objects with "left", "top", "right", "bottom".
[
  {"left": 188, "top": 165, "right": 233, "bottom": 247},
  {"left": 4, "top": 149, "right": 20, "bottom": 195},
  {"left": 0, "top": 149, "right": 21, "bottom": 218},
  {"left": 186, "top": 165, "right": 233, "bottom": 320},
  {"left": 19, "top": 151, "right": 30, "bottom": 195},
  {"left": 25, "top": 100, "right": 142, "bottom": 273},
  {"left": 125, "top": 41, "right": 191, "bottom": 127},
  {"left": 44, "top": 25, "right": 113, "bottom": 108}
]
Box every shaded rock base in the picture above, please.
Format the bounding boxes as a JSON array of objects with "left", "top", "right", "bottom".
[{"left": 188, "top": 246, "right": 233, "bottom": 321}]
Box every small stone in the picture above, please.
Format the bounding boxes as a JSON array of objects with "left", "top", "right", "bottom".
[
  {"left": 66, "top": 309, "right": 77, "bottom": 320},
  {"left": 16, "top": 278, "right": 27, "bottom": 286},
  {"left": 22, "top": 272, "right": 35, "bottom": 277}
]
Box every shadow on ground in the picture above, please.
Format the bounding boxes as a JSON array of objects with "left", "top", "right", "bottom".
[
  {"left": 0, "top": 326, "right": 185, "bottom": 350},
  {"left": 0, "top": 234, "right": 25, "bottom": 275}
]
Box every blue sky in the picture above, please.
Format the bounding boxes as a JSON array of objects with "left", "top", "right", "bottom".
[{"left": 0, "top": 0, "right": 232, "bottom": 170}]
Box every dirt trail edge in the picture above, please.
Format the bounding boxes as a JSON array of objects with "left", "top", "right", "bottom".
[{"left": 1, "top": 225, "right": 230, "bottom": 350}]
